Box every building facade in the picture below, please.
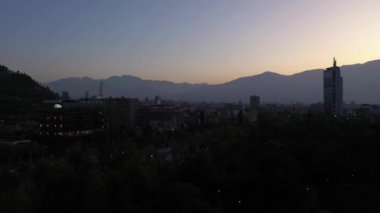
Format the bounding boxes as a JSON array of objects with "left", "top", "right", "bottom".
[
  {"left": 250, "top": 95, "right": 260, "bottom": 110},
  {"left": 249, "top": 95, "right": 260, "bottom": 122},
  {"left": 39, "top": 100, "right": 105, "bottom": 137},
  {"left": 139, "top": 106, "right": 185, "bottom": 131},
  {"left": 39, "top": 97, "right": 140, "bottom": 136},
  {"left": 105, "top": 98, "right": 139, "bottom": 130}
]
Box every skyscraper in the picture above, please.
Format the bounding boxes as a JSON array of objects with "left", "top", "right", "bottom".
[
  {"left": 99, "top": 81, "right": 104, "bottom": 97},
  {"left": 324, "top": 58, "right": 343, "bottom": 116},
  {"left": 250, "top": 95, "right": 260, "bottom": 110},
  {"left": 249, "top": 95, "right": 260, "bottom": 123}
]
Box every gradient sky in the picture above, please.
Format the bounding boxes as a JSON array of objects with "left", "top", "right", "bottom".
[{"left": 1, "top": 0, "right": 380, "bottom": 84}]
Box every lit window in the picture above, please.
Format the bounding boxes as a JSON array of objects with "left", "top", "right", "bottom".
[{"left": 54, "top": 104, "right": 62, "bottom": 109}]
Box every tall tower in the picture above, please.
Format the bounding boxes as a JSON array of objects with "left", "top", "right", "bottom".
[
  {"left": 324, "top": 58, "right": 343, "bottom": 116},
  {"left": 250, "top": 95, "right": 260, "bottom": 111},
  {"left": 99, "top": 81, "right": 104, "bottom": 97},
  {"left": 85, "top": 91, "right": 89, "bottom": 99}
]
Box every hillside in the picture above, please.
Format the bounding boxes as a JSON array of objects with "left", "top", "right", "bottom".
[
  {"left": 0, "top": 64, "right": 58, "bottom": 115},
  {"left": 0, "top": 65, "right": 57, "bottom": 99}
]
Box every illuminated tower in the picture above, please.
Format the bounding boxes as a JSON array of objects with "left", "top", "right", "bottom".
[{"left": 324, "top": 58, "right": 343, "bottom": 116}]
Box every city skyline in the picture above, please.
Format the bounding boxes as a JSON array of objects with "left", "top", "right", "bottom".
[
  {"left": 2, "top": 1, "right": 380, "bottom": 212},
  {"left": 1, "top": 0, "right": 380, "bottom": 84}
]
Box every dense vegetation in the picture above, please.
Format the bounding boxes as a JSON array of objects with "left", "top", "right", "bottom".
[
  {"left": 0, "top": 65, "right": 58, "bottom": 115},
  {"left": 1, "top": 115, "right": 380, "bottom": 213}
]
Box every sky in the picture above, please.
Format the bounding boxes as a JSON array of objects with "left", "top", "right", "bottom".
[{"left": 1, "top": 0, "right": 380, "bottom": 84}]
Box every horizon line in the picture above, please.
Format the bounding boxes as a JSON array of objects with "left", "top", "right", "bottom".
[{"left": 42, "top": 58, "right": 379, "bottom": 85}]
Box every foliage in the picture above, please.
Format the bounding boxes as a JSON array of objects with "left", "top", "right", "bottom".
[
  {"left": 1, "top": 116, "right": 380, "bottom": 212},
  {"left": 0, "top": 64, "right": 58, "bottom": 115}
]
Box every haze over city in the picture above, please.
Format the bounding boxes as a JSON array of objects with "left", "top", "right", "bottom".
[{"left": 1, "top": 0, "right": 380, "bottom": 83}]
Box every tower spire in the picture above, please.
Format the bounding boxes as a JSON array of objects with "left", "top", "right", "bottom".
[{"left": 333, "top": 57, "right": 337, "bottom": 67}]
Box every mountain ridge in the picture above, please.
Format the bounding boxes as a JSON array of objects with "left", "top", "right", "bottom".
[
  {"left": 0, "top": 64, "right": 58, "bottom": 100},
  {"left": 45, "top": 59, "right": 380, "bottom": 104},
  {"left": 0, "top": 64, "right": 58, "bottom": 115}
]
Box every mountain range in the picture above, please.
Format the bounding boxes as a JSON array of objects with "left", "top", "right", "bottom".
[{"left": 45, "top": 59, "right": 380, "bottom": 104}]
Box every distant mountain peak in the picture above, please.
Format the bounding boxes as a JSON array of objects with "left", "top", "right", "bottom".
[
  {"left": 261, "top": 71, "right": 280, "bottom": 75},
  {"left": 106, "top": 75, "right": 142, "bottom": 81},
  {"left": 251, "top": 71, "right": 285, "bottom": 79},
  {"left": 363, "top": 59, "right": 380, "bottom": 65},
  {"left": 81, "top": 76, "right": 94, "bottom": 80},
  {"left": 254, "top": 71, "right": 285, "bottom": 79}
]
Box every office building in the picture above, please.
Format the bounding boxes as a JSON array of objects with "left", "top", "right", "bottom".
[
  {"left": 249, "top": 95, "right": 260, "bottom": 122},
  {"left": 139, "top": 106, "right": 185, "bottom": 131},
  {"left": 39, "top": 100, "right": 105, "bottom": 137},
  {"left": 105, "top": 98, "right": 139, "bottom": 130},
  {"left": 324, "top": 58, "right": 343, "bottom": 116},
  {"left": 250, "top": 95, "right": 260, "bottom": 110}
]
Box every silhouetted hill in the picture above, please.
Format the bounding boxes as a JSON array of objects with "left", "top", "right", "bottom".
[
  {"left": 0, "top": 65, "right": 57, "bottom": 100},
  {"left": 46, "top": 75, "right": 207, "bottom": 99},
  {"left": 180, "top": 69, "right": 323, "bottom": 103},
  {"left": 46, "top": 59, "right": 380, "bottom": 104}
]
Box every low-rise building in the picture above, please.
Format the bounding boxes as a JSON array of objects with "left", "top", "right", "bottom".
[
  {"left": 105, "top": 98, "right": 139, "bottom": 130},
  {"left": 139, "top": 106, "right": 185, "bottom": 131},
  {"left": 39, "top": 100, "right": 105, "bottom": 137}
]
